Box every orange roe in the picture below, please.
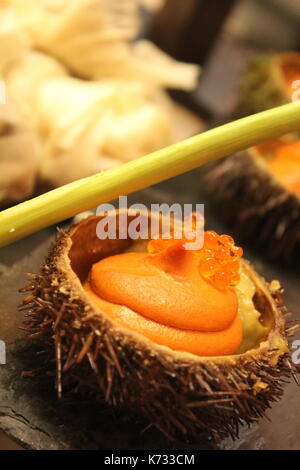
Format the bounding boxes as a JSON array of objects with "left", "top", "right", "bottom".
[{"left": 148, "top": 217, "right": 243, "bottom": 291}]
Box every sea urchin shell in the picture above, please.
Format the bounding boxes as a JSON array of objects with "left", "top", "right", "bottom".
[
  {"left": 201, "top": 148, "right": 300, "bottom": 265},
  {"left": 22, "top": 212, "right": 297, "bottom": 442}
]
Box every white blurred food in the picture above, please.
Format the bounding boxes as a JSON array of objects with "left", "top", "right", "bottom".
[{"left": 0, "top": 0, "right": 201, "bottom": 202}]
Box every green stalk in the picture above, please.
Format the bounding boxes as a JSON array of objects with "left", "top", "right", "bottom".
[{"left": 1, "top": 102, "right": 300, "bottom": 247}]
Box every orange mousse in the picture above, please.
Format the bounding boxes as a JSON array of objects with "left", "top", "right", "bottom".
[{"left": 84, "top": 223, "right": 243, "bottom": 357}]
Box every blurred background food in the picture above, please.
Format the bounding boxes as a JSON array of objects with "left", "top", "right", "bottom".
[
  {"left": 2, "top": 0, "right": 300, "bottom": 205},
  {"left": 0, "top": 0, "right": 200, "bottom": 203},
  {"left": 195, "top": 0, "right": 300, "bottom": 115}
]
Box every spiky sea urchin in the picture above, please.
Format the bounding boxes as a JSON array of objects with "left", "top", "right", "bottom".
[
  {"left": 202, "top": 51, "right": 300, "bottom": 265},
  {"left": 201, "top": 147, "right": 300, "bottom": 265},
  {"left": 21, "top": 212, "right": 298, "bottom": 442}
]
